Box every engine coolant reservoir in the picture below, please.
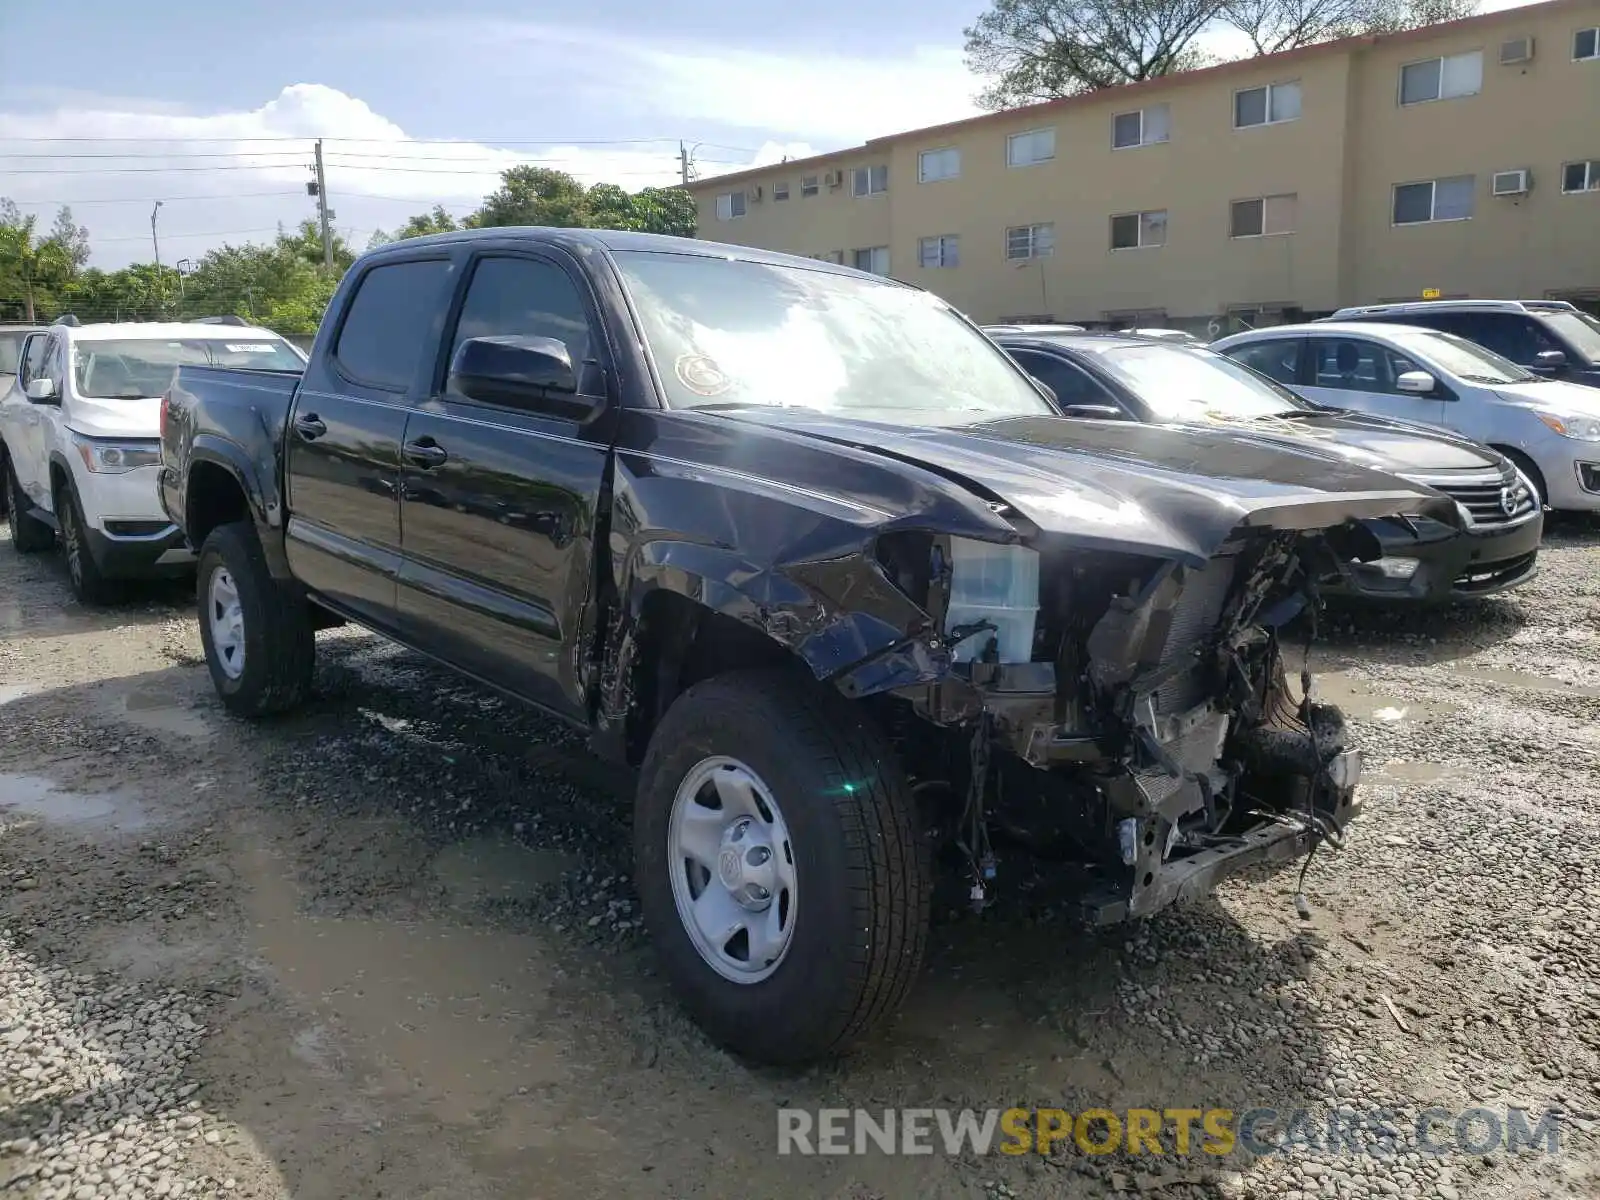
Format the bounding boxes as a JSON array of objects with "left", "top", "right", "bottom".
[{"left": 944, "top": 538, "right": 1039, "bottom": 664}]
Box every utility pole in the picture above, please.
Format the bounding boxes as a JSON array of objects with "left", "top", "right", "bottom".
[
  {"left": 313, "top": 139, "right": 333, "bottom": 270},
  {"left": 151, "top": 201, "right": 164, "bottom": 316},
  {"left": 679, "top": 141, "right": 690, "bottom": 187}
]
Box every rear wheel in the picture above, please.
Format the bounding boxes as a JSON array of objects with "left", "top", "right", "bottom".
[
  {"left": 197, "top": 522, "right": 315, "bottom": 716},
  {"left": 4, "top": 457, "right": 53, "bottom": 553},
  {"left": 634, "top": 668, "right": 930, "bottom": 1063}
]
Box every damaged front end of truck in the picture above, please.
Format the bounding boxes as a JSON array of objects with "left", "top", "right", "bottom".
[{"left": 829, "top": 506, "right": 1436, "bottom": 924}]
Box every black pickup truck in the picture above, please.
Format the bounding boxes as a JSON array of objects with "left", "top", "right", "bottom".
[{"left": 159, "top": 229, "right": 1460, "bottom": 1063}]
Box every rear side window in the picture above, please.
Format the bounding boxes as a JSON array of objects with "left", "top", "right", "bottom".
[
  {"left": 334, "top": 259, "right": 452, "bottom": 390},
  {"left": 1228, "top": 338, "right": 1301, "bottom": 385},
  {"left": 1009, "top": 349, "right": 1120, "bottom": 410}
]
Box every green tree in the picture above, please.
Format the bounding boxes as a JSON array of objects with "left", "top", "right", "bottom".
[
  {"left": 396, "top": 204, "right": 463, "bottom": 240},
  {"left": 965, "top": 0, "right": 1480, "bottom": 106},
  {"left": 469, "top": 166, "right": 591, "bottom": 228},
  {"left": 45, "top": 206, "right": 92, "bottom": 272},
  {"left": 631, "top": 187, "right": 697, "bottom": 238},
  {"left": 0, "top": 200, "right": 75, "bottom": 322}
]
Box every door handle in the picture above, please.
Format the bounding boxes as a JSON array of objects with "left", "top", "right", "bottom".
[
  {"left": 294, "top": 414, "right": 327, "bottom": 440},
  {"left": 403, "top": 438, "right": 448, "bottom": 469}
]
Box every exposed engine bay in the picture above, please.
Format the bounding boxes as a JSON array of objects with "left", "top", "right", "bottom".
[{"left": 862, "top": 522, "right": 1368, "bottom": 923}]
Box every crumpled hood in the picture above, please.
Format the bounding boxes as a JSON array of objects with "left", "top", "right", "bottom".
[
  {"left": 713, "top": 408, "right": 1461, "bottom": 565},
  {"left": 1178, "top": 408, "right": 1499, "bottom": 474},
  {"left": 66, "top": 395, "right": 163, "bottom": 440}
]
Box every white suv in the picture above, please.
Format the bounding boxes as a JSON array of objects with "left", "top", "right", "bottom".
[{"left": 0, "top": 319, "right": 305, "bottom": 602}]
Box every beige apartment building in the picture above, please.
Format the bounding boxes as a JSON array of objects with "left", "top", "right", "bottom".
[{"left": 687, "top": 0, "right": 1600, "bottom": 332}]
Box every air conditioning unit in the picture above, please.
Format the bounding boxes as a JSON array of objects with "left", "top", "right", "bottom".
[
  {"left": 747, "top": 186, "right": 763, "bottom": 202},
  {"left": 1491, "top": 168, "right": 1531, "bottom": 196},
  {"left": 1499, "top": 36, "right": 1534, "bottom": 65},
  {"left": 824, "top": 170, "right": 843, "bottom": 188}
]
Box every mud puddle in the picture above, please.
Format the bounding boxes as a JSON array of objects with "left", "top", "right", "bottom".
[
  {"left": 1312, "top": 671, "right": 1462, "bottom": 722},
  {"left": 1443, "top": 664, "right": 1600, "bottom": 701},
  {"left": 0, "top": 772, "right": 155, "bottom": 833}
]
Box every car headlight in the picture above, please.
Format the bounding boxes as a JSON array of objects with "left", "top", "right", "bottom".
[
  {"left": 944, "top": 536, "right": 1040, "bottom": 664},
  {"left": 1535, "top": 412, "right": 1600, "bottom": 441},
  {"left": 71, "top": 435, "right": 162, "bottom": 473}
]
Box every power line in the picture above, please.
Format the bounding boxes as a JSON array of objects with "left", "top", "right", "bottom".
[
  {"left": 92, "top": 227, "right": 286, "bottom": 243},
  {"left": 0, "top": 135, "right": 734, "bottom": 147},
  {"left": 7, "top": 192, "right": 306, "bottom": 206}
]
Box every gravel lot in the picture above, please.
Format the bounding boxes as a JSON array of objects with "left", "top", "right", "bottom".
[{"left": 2, "top": 520, "right": 1598, "bottom": 1200}]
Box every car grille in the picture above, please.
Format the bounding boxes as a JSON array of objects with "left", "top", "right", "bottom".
[{"left": 1426, "top": 465, "right": 1537, "bottom": 529}]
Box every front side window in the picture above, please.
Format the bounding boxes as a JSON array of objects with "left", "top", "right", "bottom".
[
  {"left": 1010, "top": 349, "right": 1121, "bottom": 410},
  {"left": 1309, "top": 339, "right": 1424, "bottom": 395},
  {"left": 715, "top": 191, "right": 747, "bottom": 220},
  {"left": 918, "top": 148, "right": 960, "bottom": 182},
  {"left": 1112, "top": 104, "right": 1170, "bottom": 149},
  {"left": 71, "top": 336, "right": 305, "bottom": 399},
  {"left": 610, "top": 251, "right": 1053, "bottom": 423},
  {"left": 852, "top": 165, "right": 888, "bottom": 197},
  {"left": 918, "top": 235, "right": 959, "bottom": 268},
  {"left": 1230, "top": 194, "right": 1297, "bottom": 238},
  {"left": 1393, "top": 175, "right": 1475, "bottom": 224},
  {"left": 1400, "top": 51, "right": 1483, "bottom": 105},
  {"left": 1007, "top": 128, "right": 1055, "bottom": 167},
  {"left": 1541, "top": 311, "right": 1600, "bottom": 361},
  {"left": 1006, "top": 223, "right": 1055, "bottom": 260},
  {"left": 1235, "top": 81, "right": 1301, "bottom": 128},
  {"left": 1110, "top": 210, "right": 1167, "bottom": 250},
  {"left": 1383, "top": 328, "right": 1536, "bottom": 384},
  {"left": 447, "top": 256, "right": 593, "bottom": 388}
]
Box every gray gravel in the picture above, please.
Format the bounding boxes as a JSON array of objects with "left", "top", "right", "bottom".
[{"left": 2, "top": 519, "right": 1599, "bottom": 1199}]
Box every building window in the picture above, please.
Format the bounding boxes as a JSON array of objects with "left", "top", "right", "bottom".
[
  {"left": 1575, "top": 27, "right": 1598, "bottom": 60},
  {"left": 714, "top": 191, "right": 746, "bottom": 220},
  {"left": 774, "top": 182, "right": 790, "bottom": 201},
  {"left": 1393, "top": 175, "right": 1475, "bottom": 224},
  {"left": 801, "top": 175, "right": 819, "bottom": 197},
  {"left": 1399, "top": 51, "right": 1483, "bottom": 105},
  {"left": 1230, "top": 194, "right": 1297, "bottom": 238},
  {"left": 1005, "top": 223, "right": 1055, "bottom": 260},
  {"left": 1563, "top": 160, "right": 1600, "bottom": 192},
  {"left": 852, "top": 165, "right": 888, "bottom": 197},
  {"left": 1110, "top": 210, "right": 1168, "bottom": 250},
  {"left": 1006, "top": 128, "right": 1055, "bottom": 167},
  {"left": 918, "top": 235, "right": 960, "bottom": 268},
  {"left": 1234, "top": 81, "right": 1301, "bottom": 128},
  {"left": 1111, "top": 104, "right": 1171, "bottom": 150},
  {"left": 918, "top": 148, "right": 961, "bottom": 183},
  {"left": 810, "top": 250, "right": 844, "bottom": 264},
  {"left": 853, "top": 246, "right": 889, "bottom": 274}
]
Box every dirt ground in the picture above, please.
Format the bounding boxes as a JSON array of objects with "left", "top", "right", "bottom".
[{"left": 2, "top": 521, "right": 1598, "bottom": 1200}]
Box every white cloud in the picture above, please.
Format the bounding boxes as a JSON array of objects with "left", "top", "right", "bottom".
[{"left": 0, "top": 83, "right": 773, "bottom": 269}]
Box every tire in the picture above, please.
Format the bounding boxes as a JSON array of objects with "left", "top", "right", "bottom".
[
  {"left": 634, "top": 668, "right": 931, "bottom": 1063},
  {"left": 196, "top": 521, "right": 315, "bottom": 716},
  {"left": 4, "top": 457, "right": 53, "bottom": 553},
  {"left": 55, "top": 481, "right": 119, "bottom": 605}
]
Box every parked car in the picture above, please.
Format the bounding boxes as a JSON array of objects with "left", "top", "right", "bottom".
[
  {"left": 0, "top": 319, "right": 305, "bottom": 602},
  {"left": 160, "top": 229, "right": 1460, "bottom": 1063},
  {"left": 995, "top": 331, "right": 1542, "bottom": 602},
  {"left": 1213, "top": 322, "right": 1600, "bottom": 514},
  {"left": 980, "top": 322, "right": 1087, "bottom": 335},
  {"left": 1326, "top": 300, "right": 1600, "bottom": 389},
  {"left": 1116, "top": 327, "right": 1205, "bottom": 346},
  {"left": 0, "top": 323, "right": 46, "bottom": 515}
]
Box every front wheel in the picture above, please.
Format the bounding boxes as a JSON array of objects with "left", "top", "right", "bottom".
[
  {"left": 56, "top": 482, "right": 119, "bottom": 605},
  {"left": 634, "top": 669, "right": 931, "bottom": 1063},
  {"left": 196, "top": 522, "right": 315, "bottom": 716}
]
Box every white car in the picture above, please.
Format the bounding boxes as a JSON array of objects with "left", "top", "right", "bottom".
[
  {"left": 0, "top": 319, "right": 305, "bottom": 602},
  {"left": 1213, "top": 321, "right": 1600, "bottom": 512}
]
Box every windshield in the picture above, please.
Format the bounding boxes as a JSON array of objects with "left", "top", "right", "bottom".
[
  {"left": 1543, "top": 311, "right": 1600, "bottom": 361},
  {"left": 72, "top": 336, "right": 303, "bottom": 399},
  {"left": 1079, "top": 342, "right": 1306, "bottom": 422},
  {"left": 1385, "top": 328, "right": 1537, "bottom": 384},
  {"left": 0, "top": 332, "right": 26, "bottom": 375},
  {"left": 611, "top": 251, "right": 1052, "bottom": 423}
]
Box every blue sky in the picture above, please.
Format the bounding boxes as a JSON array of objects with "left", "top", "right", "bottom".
[{"left": 0, "top": 0, "right": 1541, "bottom": 268}]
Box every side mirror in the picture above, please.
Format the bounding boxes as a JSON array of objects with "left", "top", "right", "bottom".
[
  {"left": 1534, "top": 349, "right": 1568, "bottom": 371},
  {"left": 1062, "top": 403, "right": 1126, "bottom": 420},
  {"left": 448, "top": 336, "right": 596, "bottom": 419},
  {"left": 25, "top": 377, "right": 58, "bottom": 404},
  {"left": 1395, "top": 371, "right": 1436, "bottom": 395}
]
